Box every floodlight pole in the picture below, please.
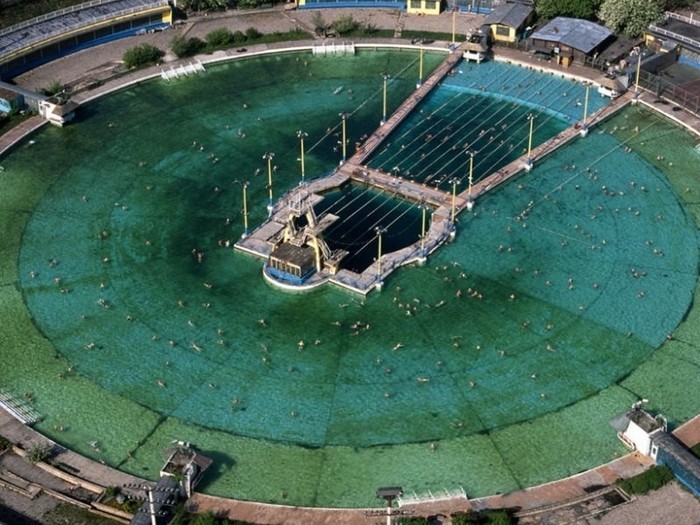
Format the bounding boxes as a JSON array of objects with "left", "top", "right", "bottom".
[
  {"left": 376, "top": 228, "right": 383, "bottom": 278},
  {"left": 417, "top": 46, "right": 424, "bottom": 88},
  {"left": 580, "top": 83, "right": 590, "bottom": 137},
  {"left": 634, "top": 49, "right": 642, "bottom": 103},
  {"left": 381, "top": 74, "right": 389, "bottom": 125},
  {"left": 420, "top": 204, "right": 427, "bottom": 256},
  {"left": 450, "top": 177, "right": 459, "bottom": 223},
  {"left": 467, "top": 151, "right": 474, "bottom": 211},
  {"left": 452, "top": 3, "right": 457, "bottom": 46},
  {"left": 263, "top": 152, "right": 274, "bottom": 215},
  {"left": 242, "top": 181, "right": 249, "bottom": 238},
  {"left": 339, "top": 113, "right": 347, "bottom": 164},
  {"left": 524, "top": 114, "right": 534, "bottom": 171},
  {"left": 297, "top": 130, "right": 307, "bottom": 183}
]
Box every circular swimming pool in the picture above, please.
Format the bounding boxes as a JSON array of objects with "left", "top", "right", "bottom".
[{"left": 1, "top": 50, "right": 699, "bottom": 507}]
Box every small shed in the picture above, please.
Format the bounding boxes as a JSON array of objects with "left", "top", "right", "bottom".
[
  {"left": 267, "top": 242, "right": 317, "bottom": 284},
  {"left": 528, "top": 17, "right": 614, "bottom": 66},
  {"left": 38, "top": 96, "right": 78, "bottom": 126},
  {"left": 483, "top": 2, "right": 534, "bottom": 43}
]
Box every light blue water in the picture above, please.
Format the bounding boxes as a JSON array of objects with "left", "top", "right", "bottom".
[{"left": 0, "top": 52, "right": 698, "bottom": 507}]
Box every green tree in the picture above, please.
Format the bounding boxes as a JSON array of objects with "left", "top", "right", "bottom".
[
  {"left": 311, "top": 11, "right": 328, "bottom": 35},
  {"left": 189, "top": 511, "right": 218, "bottom": 525},
  {"left": 206, "top": 27, "right": 234, "bottom": 48},
  {"left": 245, "top": 26, "right": 262, "bottom": 40},
  {"left": 171, "top": 34, "right": 206, "bottom": 58},
  {"left": 451, "top": 511, "right": 478, "bottom": 525},
  {"left": 180, "top": 0, "right": 229, "bottom": 12},
  {"left": 38, "top": 79, "right": 64, "bottom": 96},
  {"left": 332, "top": 14, "right": 359, "bottom": 35},
  {"left": 237, "top": 0, "right": 265, "bottom": 8},
  {"left": 27, "top": 442, "right": 51, "bottom": 463},
  {"left": 123, "top": 43, "right": 164, "bottom": 69},
  {"left": 535, "top": 0, "right": 601, "bottom": 20},
  {"left": 598, "top": 0, "right": 665, "bottom": 37}
]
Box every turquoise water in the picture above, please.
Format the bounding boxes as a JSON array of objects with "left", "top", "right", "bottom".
[{"left": 0, "top": 52, "right": 699, "bottom": 507}]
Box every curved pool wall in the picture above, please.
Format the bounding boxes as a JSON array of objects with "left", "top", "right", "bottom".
[{"left": 0, "top": 51, "right": 699, "bottom": 508}]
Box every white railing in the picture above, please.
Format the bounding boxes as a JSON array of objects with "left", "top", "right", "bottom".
[
  {"left": 0, "top": 389, "right": 42, "bottom": 425},
  {"left": 312, "top": 42, "right": 356, "bottom": 55},
  {"left": 648, "top": 25, "right": 700, "bottom": 48},
  {"left": 397, "top": 486, "right": 467, "bottom": 506},
  {"left": 161, "top": 60, "right": 205, "bottom": 81},
  {"left": 666, "top": 11, "right": 700, "bottom": 28}
]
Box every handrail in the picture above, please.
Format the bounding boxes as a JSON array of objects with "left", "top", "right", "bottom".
[
  {"left": 665, "top": 11, "right": 700, "bottom": 28},
  {"left": 648, "top": 24, "right": 700, "bottom": 48}
]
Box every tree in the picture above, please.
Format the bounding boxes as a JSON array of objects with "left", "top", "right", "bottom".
[
  {"left": 311, "top": 11, "right": 328, "bottom": 35},
  {"left": 332, "top": 15, "right": 359, "bottom": 35},
  {"left": 171, "top": 34, "right": 206, "bottom": 58},
  {"left": 123, "top": 43, "right": 164, "bottom": 69},
  {"left": 598, "top": 0, "right": 665, "bottom": 37},
  {"left": 206, "top": 27, "right": 234, "bottom": 48},
  {"left": 180, "top": 0, "right": 229, "bottom": 12},
  {"left": 536, "top": 0, "right": 602, "bottom": 20}
]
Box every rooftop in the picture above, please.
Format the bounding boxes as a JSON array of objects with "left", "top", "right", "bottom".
[
  {"left": 0, "top": 0, "right": 169, "bottom": 62},
  {"left": 483, "top": 3, "right": 533, "bottom": 29},
  {"left": 529, "top": 17, "right": 614, "bottom": 54}
]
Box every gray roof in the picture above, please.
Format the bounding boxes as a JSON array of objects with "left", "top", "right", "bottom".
[
  {"left": 529, "top": 17, "right": 614, "bottom": 54},
  {"left": 484, "top": 3, "right": 533, "bottom": 29},
  {"left": 0, "top": 0, "right": 169, "bottom": 62}
]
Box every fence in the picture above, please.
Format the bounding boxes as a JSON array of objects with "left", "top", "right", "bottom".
[{"left": 638, "top": 69, "right": 700, "bottom": 116}]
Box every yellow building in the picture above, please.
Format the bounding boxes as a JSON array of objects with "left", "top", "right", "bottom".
[
  {"left": 483, "top": 2, "right": 534, "bottom": 44},
  {"left": 407, "top": 0, "right": 443, "bottom": 16}
]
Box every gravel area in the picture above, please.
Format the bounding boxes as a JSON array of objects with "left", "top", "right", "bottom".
[{"left": 578, "top": 482, "right": 700, "bottom": 525}]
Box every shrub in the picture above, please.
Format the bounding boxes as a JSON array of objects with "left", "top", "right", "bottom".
[
  {"left": 0, "top": 436, "right": 11, "bottom": 452},
  {"left": 39, "top": 79, "right": 64, "bottom": 96},
  {"left": 206, "top": 27, "right": 234, "bottom": 48},
  {"left": 618, "top": 465, "right": 674, "bottom": 494},
  {"left": 123, "top": 43, "right": 164, "bottom": 69},
  {"left": 245, "top": 27, "right": 262, "bottom": 40},
  {"left": 332, "top": 14, "right": 359, "bottom": 35},
  {"left": 27, "top": 442, "right": 51, "bottom": 463},
  {"left": 232, "top": 30, "right": 246, "bottom": 43},
  {"left": 171, "top": 34, "right": 206, "bottom": 58}
]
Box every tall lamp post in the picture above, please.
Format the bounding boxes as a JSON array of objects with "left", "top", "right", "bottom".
[
  {"left": 375, "top": 226, "right": 386, "bottom": 290},
  {"left": 339, "top": 113, "right": 348, "bottom": 164},
  {"left": 297, "top": 130, "right": 307, "bottom": 184},
  {"left": 634, "top": 47, "right": 642, "bottom": 103},
  {"left": 580, "top": 82, "right": 590, "bottom": 137},
  {"left": 377, "top": 487, "right": 403, "bottom": 525},
  {"left": 524, "top": 114, "right": 535, "bottom": 171},
  {"left": 417, "top": 46, "right": 424, "bottom": 88},
  {"left": 450, "top": 177, "right": 460, "bottom": 227},
  {"left": 381, "top": 73, "right": 389, "bottom": 125},
  {"left": 451, "top": 3, "right": 457, "bottom": 46},
  {"left": 419, "top": 200, "right": 428, "bottom": 264},
  {"left": 263, "top": 152, "right": 274, "bottom": 216},
  {"left": 466, "top": 151, "right": 475, "bottom": 211},
  {"left": 241, "top": 181, "right": 249, "bottom": 238}
]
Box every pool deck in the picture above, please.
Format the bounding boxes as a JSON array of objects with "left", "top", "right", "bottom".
[{"left": 2, "top": 8, "right": 700, "bottom": 522}]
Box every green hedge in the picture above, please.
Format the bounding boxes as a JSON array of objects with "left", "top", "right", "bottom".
[{"left": 618, "top": 465, "right": 675, "bottom": 495}]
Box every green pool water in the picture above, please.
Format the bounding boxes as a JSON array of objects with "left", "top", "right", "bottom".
[{"left": 0, "top": 50, "right": 699, "bottom": 508}]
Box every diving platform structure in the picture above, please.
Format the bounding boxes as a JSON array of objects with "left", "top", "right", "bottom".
[{"left": 234, "top": 44, "right": 634, "bottom": 294}]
